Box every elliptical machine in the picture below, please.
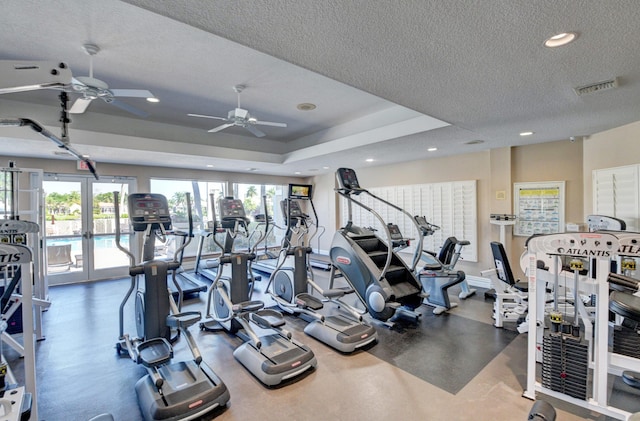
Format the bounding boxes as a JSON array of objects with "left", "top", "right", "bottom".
[
  {"left": 267, "top": 184, "right": 377, "bottom": 353},
  {"left": 413, "top": 216, "right": 476, "bottom": 314},
  {"left": 200, "top": 195, "right": 317, "bottom": 386},
  {"left": 114, "top": 192, "right": 229, "bottom": 421}
]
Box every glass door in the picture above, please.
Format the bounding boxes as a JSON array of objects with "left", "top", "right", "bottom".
[{"left": 43, "top": 175, "right": 135, "bottom": 285}]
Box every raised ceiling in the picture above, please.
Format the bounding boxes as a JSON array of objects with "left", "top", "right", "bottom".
[{"left": 1, "top": 0, "right": 639, "bottom": 176}]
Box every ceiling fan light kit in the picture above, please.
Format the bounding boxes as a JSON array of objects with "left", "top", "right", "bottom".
[{"left": 188, "top": 84, "right": 287, "bottom": 137}]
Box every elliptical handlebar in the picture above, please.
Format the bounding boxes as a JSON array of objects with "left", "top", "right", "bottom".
[
  {"left": 113, "top": 191, "right": 135, "bottom": 268},
  {"left": 171, "top": 192, "right": 193, "bottom": 263}
]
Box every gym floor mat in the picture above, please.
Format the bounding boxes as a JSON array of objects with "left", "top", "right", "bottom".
[{"left": 366, "top": 309, "right": 519, "bottom": 395}]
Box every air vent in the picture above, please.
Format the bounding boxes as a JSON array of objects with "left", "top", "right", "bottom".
[{"left": 574, "top": 77, "right": 618, "bottom": 96}]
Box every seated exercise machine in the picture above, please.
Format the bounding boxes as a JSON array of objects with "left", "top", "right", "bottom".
[
  {"left": 413, "top": 216, "right": 475, "bottom": 314},
  {"left": 485, "top": 241, "right": 530, "bottom": 331},
  {"left": 330, "top": 168, "right": 423, "bottom": 323},
  {"left": 266, "top": 184, "right": 377, "bottom": 353},
  {"left": 200, "top": 195, "right": 317, "bottom": 386},
  {"left": 114, "top": 192, "right": 229, "bottom": 421},
  {"left": 384, "top": 220, "right": 468, "bottom": 315}
]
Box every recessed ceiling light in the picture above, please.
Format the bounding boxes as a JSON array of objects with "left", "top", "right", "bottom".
[
  {"left": 146, "top": 97, "right": 159, "bottom": 103},
  {"left": 322, "top": 166, "right": 330, "bottom": 170},
  {"left": 297, "top": 103, "right": 316, "bottom": 111},
  {"left": 365, "top": 158, "right": 374, "bottom": 162},
  {"left": 206, "top": 164, "right": 214, "bottom": 168},
  {"left": 247, "top": 167, "right": 258, "bottom": 172},
  {"left": 544, "top": 32, "right": 577, "bottom": 48},
  {"left": 294, "top": 171, "right": 301, "bottom": 175},
  {"left": 428, "top": 147, "right": 438, "bottom": 152},
  {"left": 520, "top": 131, "right": 534, "bottom": 136}
]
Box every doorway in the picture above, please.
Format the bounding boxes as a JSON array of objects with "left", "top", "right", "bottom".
[{"left": 43, "top": 174, "right": 135, "bottom": 284}]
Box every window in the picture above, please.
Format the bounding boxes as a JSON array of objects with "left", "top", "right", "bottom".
[
  {"left": 233, "top": 183, "right": 287, "bottom": 251},
  {"left": 149, "top": 179, "right": 226, "bottom": 258}
]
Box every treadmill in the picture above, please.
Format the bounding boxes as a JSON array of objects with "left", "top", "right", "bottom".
[{"left": 168, "top": 231, "right": 207, "bottom": 299}]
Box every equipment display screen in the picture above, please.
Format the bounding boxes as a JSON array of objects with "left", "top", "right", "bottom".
[
  {"left": 336, "top": 168, "right": 360, "bottom": 190},
  {"left": 289, "top": 183, "right": 313, "bottom": 199}
]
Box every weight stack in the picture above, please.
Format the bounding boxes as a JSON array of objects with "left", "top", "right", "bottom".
[
  {"left": 542, "top": 333, "right": 589, "bottom": 400},
  {"left": 613, "top": 325, "right": 640, "bottom": 358}
]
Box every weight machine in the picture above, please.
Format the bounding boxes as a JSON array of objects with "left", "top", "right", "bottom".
[{"left": 524, "top": 232, "right": 640, "bottom": 420}]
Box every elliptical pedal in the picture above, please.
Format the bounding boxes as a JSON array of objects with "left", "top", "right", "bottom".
[{"left": 137, "top": 338, "right": 173, "bottom": 368}]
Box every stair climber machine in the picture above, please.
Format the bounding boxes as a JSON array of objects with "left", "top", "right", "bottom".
[
  {"left": 330, "top": 168, "right": 424, "bottom": 324},
  {"left": 114, "top": 192, "right": 230, "bottom": 421},
  {"left": 266, "top": 184, "right": 377, "bottom": 353},
  {"left": 413, "top": 216, "right": 476, "bottom": 314},
  {"left": 200, "top": 195, "right": 317, "bottom": 386}
]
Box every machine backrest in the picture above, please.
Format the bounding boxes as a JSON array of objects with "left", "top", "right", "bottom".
[
  {"left": 438, "top": 237, "right": 458, "bottom": 265},
  {"left": 490, "top": 241, "right": 516, "bottom": 287}
]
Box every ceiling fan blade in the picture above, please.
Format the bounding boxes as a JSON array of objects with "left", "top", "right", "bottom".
[
  {"left": 253, "top": 120, "right": 287, "bottom": 128},
  {"left": 108, "top": 99, "right": 149, "bottom": 117},
  {"left": 69, "top": 97, "right": 93, "bottom": 114},
  {"left": 243, "top": 124, "right": 266, "bottom": 138},
  {"left": 110, "top": 89, "right": 154, "bottom": 98},
  {"left": 188, "top": 113, "right": 227, "bottom": 121},
  {"left": 208, "top": 123, "right": 233, "bottom": 133}
]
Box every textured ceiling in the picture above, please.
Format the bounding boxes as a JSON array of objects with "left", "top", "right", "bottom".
[{"left": 1, "top": 0, "right": 640, "bottom": 176}]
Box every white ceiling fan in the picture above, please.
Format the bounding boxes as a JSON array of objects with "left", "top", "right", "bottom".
[
  {"left": 69, "top": 44, "right": 156, "bottom": 117},
  {"left": 188, "top": 84, "right": 287, "bottom": 137}
]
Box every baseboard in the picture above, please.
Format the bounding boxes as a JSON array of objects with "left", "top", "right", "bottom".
[{"left": 466, "top": 275, "right": 491, "bottom": 289}]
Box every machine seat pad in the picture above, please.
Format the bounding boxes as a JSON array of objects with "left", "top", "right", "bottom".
[
  {"left": 622, "top": 371, "right": 640, "bottom": 389},
  {"left": 251, "top": 308, "right": 286, "bottom": 329},
  {"left": 608, "top": 273, "right": 640, "bottom": 293},
  {"left": 232, "top": 300, "right": 264, "bottom": 314},
  {"left": 323, "top": 287, "right": 354, "bottom": 298},
  {"left": 137, "top": 337, "right": 173, "bottom": 368},
  {"left": 421, "top": 263, "right": 443, "bottom": 272},
  {"left": 609, "top": 291, "right": 640, "bottom": 321},
  {"left": 514, "top": 281, "right": 529, "bottom": 292},
  {"left": 295, "top": 293, "right": 324, "bottom": 310},
  {"left": 166, "top": 311, "right": 201, "bottom": 329}
]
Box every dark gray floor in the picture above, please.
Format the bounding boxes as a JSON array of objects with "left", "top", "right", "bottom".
[
  {"left": 368, "top": 304, "right": 519, "bottom": 394},
  {"left": 6, "top": 274, "right": 640, "bottom": 420}
]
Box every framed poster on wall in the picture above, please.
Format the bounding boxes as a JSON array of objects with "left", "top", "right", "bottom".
[{"left": 513, "top": 181, "right": 565, "bottom": 236}]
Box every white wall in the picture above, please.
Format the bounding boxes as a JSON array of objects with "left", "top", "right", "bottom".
[{"left": 583, "top": 120, "right": 640, "bottom": 215}]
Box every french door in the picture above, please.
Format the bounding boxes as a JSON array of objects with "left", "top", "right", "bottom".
[{"left": 43, "top": 174, "right": 136, "bottom": 285}]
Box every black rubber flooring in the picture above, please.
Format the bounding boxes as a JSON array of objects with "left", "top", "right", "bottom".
[{"left": 366, "top": 303, "right": 519, "bottom": 395}]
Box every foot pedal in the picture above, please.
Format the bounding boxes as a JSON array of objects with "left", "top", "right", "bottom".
[
  {"left": 251, "top": 309, "right": 286, "bottom": 329},
  {"left": 137, "top": 338, "right": 173, "bottom": 367},
  {"left": 167, "top": 311, "right": 201, "bottom": 329},
  {"left": 232, "top": 300, "right": 264, "bottom": 314},
  {"left": 295, "top": 293, "right": 323, "bottom": 310}
]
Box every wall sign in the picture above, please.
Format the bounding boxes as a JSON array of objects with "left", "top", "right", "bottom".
[{"left": 513, "top": 181, "right": 565, "bottom": 236}]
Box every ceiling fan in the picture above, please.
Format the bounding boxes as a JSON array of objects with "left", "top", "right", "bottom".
[
  {"left": 69, "top": 44, "right": 156, "bottom": 117},
  {"left": 188, "top": 85, "right": 287, "bottom": 137}
]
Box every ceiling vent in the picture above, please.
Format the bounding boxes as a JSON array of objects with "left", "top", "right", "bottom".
[{"left": 574, "top": 77, "right": 619, "bottom": 96}]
